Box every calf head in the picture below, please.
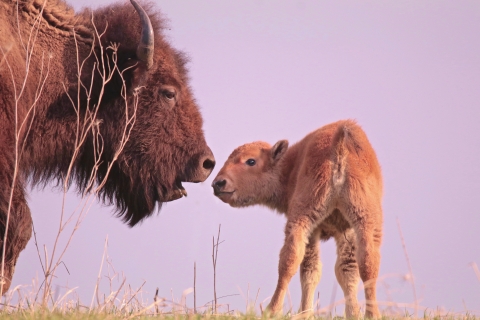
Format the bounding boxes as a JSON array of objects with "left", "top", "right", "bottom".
[{"left": 212, "top": 140, "right": 288, "bottom": 207}]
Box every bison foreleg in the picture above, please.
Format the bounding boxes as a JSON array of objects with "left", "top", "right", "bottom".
[{"left": 0, "top": 179, "right": 32, "bottom": 295}]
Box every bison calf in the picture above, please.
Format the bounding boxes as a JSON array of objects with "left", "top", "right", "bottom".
[{"left": 212, "top": 120, "right": 383, "bottom": 318}]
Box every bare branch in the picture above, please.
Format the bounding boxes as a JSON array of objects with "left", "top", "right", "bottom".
[{"left": 396, "top": 218, "right": 418, "bottom": 317}]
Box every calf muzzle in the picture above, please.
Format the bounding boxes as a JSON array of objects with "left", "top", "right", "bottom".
[{"left": 212, "top": 178, "right": 227, "bottom": 195}]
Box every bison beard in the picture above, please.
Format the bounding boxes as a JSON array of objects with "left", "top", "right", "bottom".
[{"left": 0, "top": 0, "right": 214, "bottom": 293}]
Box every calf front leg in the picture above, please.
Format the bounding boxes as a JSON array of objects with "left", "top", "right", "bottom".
[
  {"left": 267, "top": 217, "right": 316, "bottom": 315},
  {"left": 299, "top": 228, "right": 321, "bottom": 315}
]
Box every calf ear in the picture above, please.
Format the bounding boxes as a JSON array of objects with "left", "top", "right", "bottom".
[{"left": 271, "top": 140, "right": 289, "bottom": 162}]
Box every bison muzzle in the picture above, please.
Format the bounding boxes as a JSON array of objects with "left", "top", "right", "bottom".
[
  {"left": 212, "top": 120, "right": 383, "bottom": 318},
  {"left": 0, "top": 0, "right": 215, "bottom": 293}
]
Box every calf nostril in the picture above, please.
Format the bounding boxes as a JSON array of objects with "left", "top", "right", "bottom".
[
  {"left": 203, "top": 158, "right": 215, "bottom": 170},
  {"left": 214, "top": 179, "right": 226, "bottom": 188}
]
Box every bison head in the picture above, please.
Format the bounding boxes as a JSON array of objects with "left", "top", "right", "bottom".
[{"left": 70, "top": 0, "right": 215, "bottom": 226}]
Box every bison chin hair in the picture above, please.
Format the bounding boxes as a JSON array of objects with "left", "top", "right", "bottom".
[
  {"left": 36, "top": 147, "right": 179, "bottom": 227},
  {"left": 27, "top": 133, "right": 177, "bottom": 227},
  {"left": 97, "top": 167, "right": 159, "bottom": 227}
]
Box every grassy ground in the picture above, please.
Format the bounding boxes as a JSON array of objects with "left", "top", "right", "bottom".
[
  {"left": 0, "top": 299, "right": 478, "bottom": 320},
  {"left": 0, "top": 312, "right": 478, "bottom": 320},
  {"left": 0, "top": 275, "right": 477, "bottom": 320}
]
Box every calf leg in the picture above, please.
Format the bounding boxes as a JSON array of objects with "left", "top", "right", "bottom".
[
  {"left": 267, "top": 199, "right": 330, "bottom": 316},
  {"left": 299, "top": 228, "right": 321, "bottom": 315},
  {"left": 334, "top": 229, "right": 360, "bottom": 319},
  {"left": 267, "top": 217, "right": 313, "bottom": 315},
  {"left": 346, "top": 205, "right": 382, "bottom": 318}
]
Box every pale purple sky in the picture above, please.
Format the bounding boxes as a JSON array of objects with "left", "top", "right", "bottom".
[{"left": 13, "top": 0, "right": 480, "bottom": 315}]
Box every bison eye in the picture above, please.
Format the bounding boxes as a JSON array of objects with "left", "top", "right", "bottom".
[
  {"left": 162, "top": 89, "right": 176, "bottom": 100},
  {"left": 246, "top": 159, "right": 256, "bottom": 166}
]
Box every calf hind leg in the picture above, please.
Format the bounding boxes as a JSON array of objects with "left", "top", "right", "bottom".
[
  {"left": 334, "top": 229, "right": 360, "bottom": 319},
  {"left": 299, "top": 228, "right": 322, "bottom": 315},
  {"left": 347, "top": 205, "right": 382, "bottom": 318}
]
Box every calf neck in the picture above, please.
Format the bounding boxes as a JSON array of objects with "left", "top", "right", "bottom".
[{"left": 212, "top": 120, "right": 383, "bottom": 318}]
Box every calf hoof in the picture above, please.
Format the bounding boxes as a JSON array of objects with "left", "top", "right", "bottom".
[
  {"left": 345, "top": 304, "right": 360, "bottom": 319},
  {"left": 264, "top": 303, "right": 282, "bottom": 317},
  {"left": 364, "top": 308, "right": 381, "bottom": 319},
  {"left": 293, "top": 309, "right": 314, "bottom": 319}
]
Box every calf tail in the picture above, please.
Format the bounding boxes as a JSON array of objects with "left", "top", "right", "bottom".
[{"left": 332, "top": 120, "right": 359, "bottom": 188}]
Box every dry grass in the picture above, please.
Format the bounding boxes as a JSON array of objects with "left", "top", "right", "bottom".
[
  {"left": 2, "top": 0, "right": 138, "bottom": 306},
  {"left": 0, "top": 240, "right": 477, "bottom": 319},
  {"left": 0, "top": 302, "right": 478, "bottom": 320}
]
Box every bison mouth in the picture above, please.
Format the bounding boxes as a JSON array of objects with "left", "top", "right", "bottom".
[{"left": 160, "top": 178, "right": 188, "bottom": 202}]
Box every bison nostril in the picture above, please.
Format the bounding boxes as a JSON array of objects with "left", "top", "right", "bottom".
[
  {"left": 203, "top": 158, "right": 215, "bottom": 170},
  {"left": 214, "top": 179, "right": 226, "bottom": 188}
]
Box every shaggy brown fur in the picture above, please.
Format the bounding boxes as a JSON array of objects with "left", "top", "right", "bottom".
[
  {"left": 212, "top": 120, "right": 383, "bottom": 318},
  {"left": 0, "top": 0, "right": 215, "bottom": 293}
]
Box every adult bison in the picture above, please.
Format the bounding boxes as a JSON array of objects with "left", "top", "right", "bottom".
[
  {"left": 0, "top": 0, "right": 215, "bottom": 293},
  {"left": 212, "top": 120, "right": 383, "bottom": 318}
]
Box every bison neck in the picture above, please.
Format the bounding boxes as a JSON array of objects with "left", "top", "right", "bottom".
[{"left": 16, "top": 59, "right": 128, "bottom": 189}]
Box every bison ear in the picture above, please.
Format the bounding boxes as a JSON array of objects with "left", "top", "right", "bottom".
[
  {"left": 126, "top": 60, "right": 149, "bottom": 90},
  {"left": 271, "top": 140, "right": 289, "bottom": 162}
]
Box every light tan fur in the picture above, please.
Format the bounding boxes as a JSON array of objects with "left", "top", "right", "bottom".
[{"left": 212, "top": 120, "right": 383, "bottom": 318}]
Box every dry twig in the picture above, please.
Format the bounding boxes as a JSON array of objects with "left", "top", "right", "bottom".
[
  {"left": 396, "top": 217, "right": 418, "bottom": 316},
  {"left": 212, "top": 224, "right": 222, "bottom": 314}
]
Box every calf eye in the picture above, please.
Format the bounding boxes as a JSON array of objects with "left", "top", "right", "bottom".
[
  {"left": 246, "top": 159, "right": 256, "bottom": 166},
  {"left": 162, "top": 89, "right": 176, "bottom": 100}
]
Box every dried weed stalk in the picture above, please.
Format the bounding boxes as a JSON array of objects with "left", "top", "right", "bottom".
[{"left": 2, "top": 4, "right": 138, "bottom": 310}]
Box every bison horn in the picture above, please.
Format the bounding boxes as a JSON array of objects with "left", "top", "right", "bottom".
[{"left": 130, "top": 0, "right": 154, "bottom": 69}]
